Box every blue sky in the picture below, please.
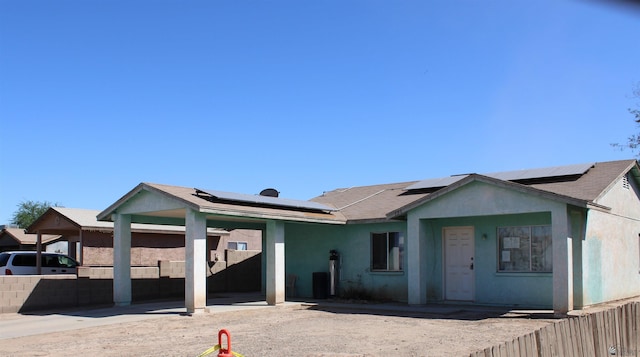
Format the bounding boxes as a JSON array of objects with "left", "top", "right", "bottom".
[{"left": 0, "top": 0, "right": 638, "bottom": 224}]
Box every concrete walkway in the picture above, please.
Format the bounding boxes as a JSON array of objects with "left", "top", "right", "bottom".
[{"left": 0, "top": 293, "right": 557, "bottom": 340}]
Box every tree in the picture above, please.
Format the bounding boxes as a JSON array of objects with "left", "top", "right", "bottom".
[
  {"left": 612, "top": 83, "right": 640, "bottom": 157},
  {"left": 10, "top": 200, "right": 60, "bottom": 228}
]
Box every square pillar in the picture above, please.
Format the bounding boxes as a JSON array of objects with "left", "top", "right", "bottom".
[
  {"left": 407, "top": 214, "right": 427, "bottom": 304},
  {"left": 266, "top": 220, "right": 285, "bottom": 305},
  {"left": 113, "top": 213, "right": 132, "bottom": 306},
  {"left": 552, "top": 208, "right": 573, "bottom": 315},
  {"left": 185, "top": 208, "right": 207, "bottom": 314}
]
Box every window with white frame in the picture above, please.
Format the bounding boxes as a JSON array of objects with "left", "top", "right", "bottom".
[
  {"left": 227, "top": 241, "right": 248, "bottom": 250},
  {"left": 371, "top": 232, "right": 404, "bottom": 271},
  {"left": 498, "top": 225, "right": 552, "bottom": 272}
]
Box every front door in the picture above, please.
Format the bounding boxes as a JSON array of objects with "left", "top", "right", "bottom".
[{"left": 444, "top": 226, "right": 474, "bottom": 301}]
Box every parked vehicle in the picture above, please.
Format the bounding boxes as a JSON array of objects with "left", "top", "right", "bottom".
[{"left": 0, "top": 251, "right": 79, "bottom": 275}]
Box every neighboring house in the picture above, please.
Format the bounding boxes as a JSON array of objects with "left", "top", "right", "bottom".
[
  {"left": 26, "top": 207, "right": 260, "bottom": 267},
  {"left": 97, "top": 159, "right": 640, "bottom": 314},
  {"left": 0, "top": 227, "right": 62, "bottom": 252}
]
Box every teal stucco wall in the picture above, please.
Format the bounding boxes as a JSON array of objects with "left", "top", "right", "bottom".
[
  {"left": 285, "top": 221, "right": 408, "bottom": 301},
  {"left": 421, "top": 213, "right": 554, "bottom": 308}
]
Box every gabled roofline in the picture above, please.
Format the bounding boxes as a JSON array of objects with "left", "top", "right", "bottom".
[
  {"left": 26, "top": 206, "right": 81, "bottom": 232},
  {"left": 387, "top": 174, "right": 602, "bottom": 219},
  {"left": 593, "top": 160, "right": 640, "bottom": 202},
  {"left": 97, "top": 183, "right": 200, "bottom": 222}
]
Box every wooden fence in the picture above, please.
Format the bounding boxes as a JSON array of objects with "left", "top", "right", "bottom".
[{"left": 470, "top": 302, "right": 639, "bottom": 357}]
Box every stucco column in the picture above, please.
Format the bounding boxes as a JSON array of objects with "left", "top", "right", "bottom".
[
  {"left": 113, "top": 213, "right": 132, "bottom": 306},
  {"left": 266, "top": 220, "right": 285, "bottom": 305},
  {"left": 552, "top": 208, "right": 573, "bottom": 315},
  {"left": 185, "top": 208, "right": 207, "bottom": 314},
  {"left": 407, "top": 214, "right": 427, "bottom": 304}
]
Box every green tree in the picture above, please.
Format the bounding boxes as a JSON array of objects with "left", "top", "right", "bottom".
[
  {"left": 612, "top": 83, "right": 640, "bottom": 157},
  {"left": 10, "top": 200, "right": 60, "bottom": 228}
]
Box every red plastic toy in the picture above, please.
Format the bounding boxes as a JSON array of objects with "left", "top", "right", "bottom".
[{"left": 217, "top": 329, "right": 232, "bottom": 357}]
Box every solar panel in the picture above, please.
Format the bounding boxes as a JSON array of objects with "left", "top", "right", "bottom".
[
  {"left": 484, "top": 162, "right": 594, "bottom": 181},
  {"left": 404, "top": 175, "right": 468, "bottom": 190},
  {"left": 195, "top": 188, "right": 336, "bottom": 212},
  {"left": 405, "top": 162, "right": 594, "bottom": 190}
]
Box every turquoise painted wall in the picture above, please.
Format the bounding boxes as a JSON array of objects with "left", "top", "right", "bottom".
[
  {"left": 424, "top": 213, "right": 554, "bottom": 308},
  {"left": 285, "top": 221, "right": 408, "bottom": 301}
]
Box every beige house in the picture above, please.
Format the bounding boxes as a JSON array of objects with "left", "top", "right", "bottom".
[{"left": 0, "top": 227, "right": 62, "bottom": 252}]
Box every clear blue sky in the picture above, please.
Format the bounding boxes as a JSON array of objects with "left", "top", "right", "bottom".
[{"left": 1, "top": 0, "right": 638, "bottom": 224}]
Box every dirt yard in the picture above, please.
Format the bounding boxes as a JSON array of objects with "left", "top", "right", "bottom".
[{"left": 0, "top": 303, "right": 559, "bottom": 357}]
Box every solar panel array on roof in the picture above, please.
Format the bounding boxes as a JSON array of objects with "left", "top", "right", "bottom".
[
  {"left": 484, "top": 162, "right": 594, "bottom": 181},
  {"left": 405, "top": 162, "right": 595, "bottom": 191},
  {"left": 404, "top": 175, "right": 468, "bottom": 190},
  {"left": 195, "top": 188, "right": 336, "bottom": 212}
]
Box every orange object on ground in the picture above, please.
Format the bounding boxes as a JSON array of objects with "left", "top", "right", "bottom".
[{"left": 217, "top": 329, "right": 232, "bottom": 357}]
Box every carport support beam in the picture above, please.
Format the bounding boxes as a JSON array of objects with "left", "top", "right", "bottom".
[
  {"left": 185, "top": 209, "right": 207, "bottom": 314},
  {"left": 113, "top": 213, "right": 132, "bottom": 306},
  {"left": 266, "top": 220, "right": 285, "bottom": 305}
]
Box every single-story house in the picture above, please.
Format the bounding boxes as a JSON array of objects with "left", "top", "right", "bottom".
[
  {"left": 97, "top": 159, "right": 640, "bottom": 315},
  {"left": 27, "top": 207, "right": 261, "bottom": 266},
  {"left": 0, "top": 227, "right": 62, "bottom": 252}
]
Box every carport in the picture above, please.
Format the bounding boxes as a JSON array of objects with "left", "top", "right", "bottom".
[{"left": 97, "top": 183, "right": 344, "bottom": 313}]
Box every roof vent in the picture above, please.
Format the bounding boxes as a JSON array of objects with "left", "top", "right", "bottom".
[{"left": 259, "top": 188, "right": 279, "bottom": 197}]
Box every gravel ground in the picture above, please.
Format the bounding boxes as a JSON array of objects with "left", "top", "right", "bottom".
[{"left": 0, "top": 302, "right": 559, "bottom": 357}]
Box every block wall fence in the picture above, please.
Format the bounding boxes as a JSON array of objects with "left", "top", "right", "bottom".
[{"left": 0, "top": 250, "right": 261, "bottom": 313}]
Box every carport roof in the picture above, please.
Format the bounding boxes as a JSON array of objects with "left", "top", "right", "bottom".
[
  {"left": 28, "top": 207, "right": 228, "bottom": 235},
  {"left": 97, "top": 183, "right": 346, "bottom": 225}
]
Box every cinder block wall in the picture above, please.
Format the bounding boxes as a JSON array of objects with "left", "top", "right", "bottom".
[
  {"left": 1, "top": 275, "right": 78, "bottom": 313},
  {"left": 1, "top": 253, "right": 262, "bottom": 314}
]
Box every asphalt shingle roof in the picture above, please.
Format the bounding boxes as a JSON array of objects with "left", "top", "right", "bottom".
[{"left": 311, "top": 159, "right": 638, "bottom": 223}]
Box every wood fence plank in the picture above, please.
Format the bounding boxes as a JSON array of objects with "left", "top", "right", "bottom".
[
  {"left": 617, "top": 305, "right": 628, "bottom": 355},
  {"left": 516, "top": 335, "right": 525, "bottom": 357},
  {"left": 580, "top": 315, "right": 596, "bottom": 357},
  {"left": 553, "top": 322, "right": 564, "bottom": 357},
  {"left": 491, "top": 346, "right": 500, "bottom": 357},
  {"left": 534, "top": 329, "right": 544, "bottom": 357},
  {"left": 526, "top": 333, "right": 535, "bottom": 357},
  {"left": 570, "top": 317, "right": 583, "bottom": 357},
  {"left": 497, "top": 342, "right": 507, "bottom": 357},
  {"left": 548, "top": 323, "right": 560, "bottom": 357},
  {"left": 561, "top": 320, "right": 572, "bottom": 357},
  {"left": 633, "top": 302, "right": 639, "bottom": 357},
  {"left": 482, "top": 346, "right": 492, "bottom": 357},
  {"left": 504, "top": 339, "right": 513, "bottom": 357},
  {"left": 593, "top": 311, "right": 607, "bottom": 356},
  {"left": 613, "top": 308, "right": 621, "bottom": 354},
  {"left": 606, "top": 309, "right": 620, "bottom": 351},
  {"left": 538, "top": 326, "right": 550, "bottom": 357}
]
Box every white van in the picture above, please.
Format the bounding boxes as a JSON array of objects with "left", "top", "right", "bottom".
[{"left": 0, "top": 251, "right": 79, "bottom": 275}]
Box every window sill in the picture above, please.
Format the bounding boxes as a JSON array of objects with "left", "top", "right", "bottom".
[
  {"left": 369, "top": 270, "right": 404, "bottom": 275},
  {"left": 494, "top": 272, "right": 552, "bottom": 277}
]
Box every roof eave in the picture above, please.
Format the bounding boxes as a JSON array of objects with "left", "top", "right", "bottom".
[
  {"left": 593, "top": 160, "right": 640, "bottom": 202},
  {"left": 199, "top": 208, "right": 346, "bottom": 225}
]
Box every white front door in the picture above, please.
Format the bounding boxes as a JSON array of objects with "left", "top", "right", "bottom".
[{"left": 444, "top": 227, "right": 474, "bottom": 301}]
